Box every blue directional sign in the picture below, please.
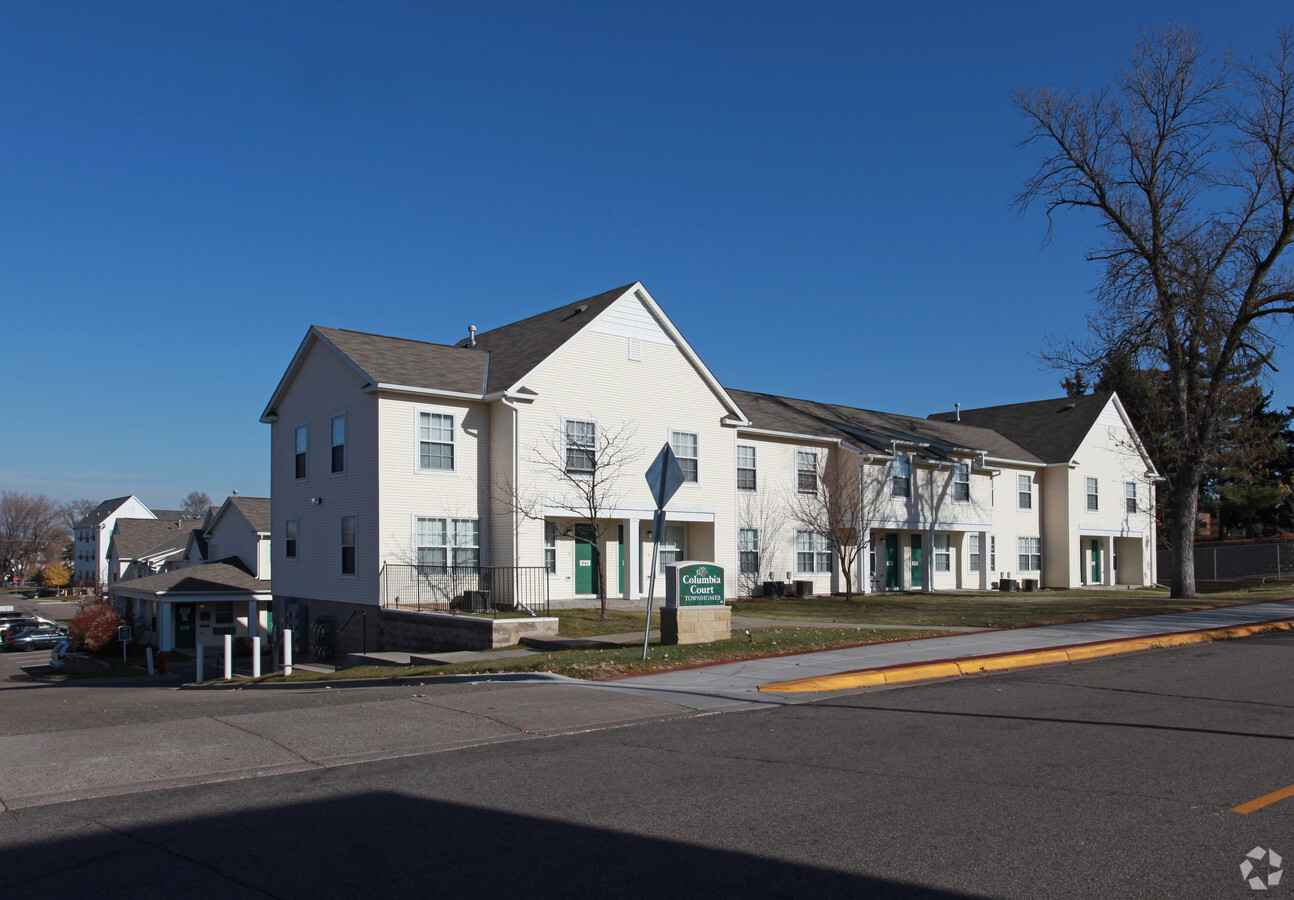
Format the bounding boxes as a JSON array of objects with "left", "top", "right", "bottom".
[{"left": 645, "top": 442, "right": 686, "bottom": 510}]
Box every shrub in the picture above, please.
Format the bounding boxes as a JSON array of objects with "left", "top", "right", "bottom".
[{"left": 68, "top": 597, "right": 123, "bottom": 652}]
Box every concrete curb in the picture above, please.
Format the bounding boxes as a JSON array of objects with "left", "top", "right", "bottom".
[{"left": 757, "top": 617, "right": 1294, "bottom": 693}]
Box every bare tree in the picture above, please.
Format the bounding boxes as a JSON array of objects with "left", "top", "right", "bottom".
[
  {"left": 0, "top": 492, "right": 68, "bottom": 582},
  {"left": 787, "top": 448, "right": 881, "bottom": 602},
  {"left": 60, "top": 498, "right": 100, "bottom": 532},
  {"left": 495, "top": 419, "right": 641, "bottom": 618},
  {"left": 1015, "top": 26, "right": 1294, "bottom": 598},
  {"left": 180, "top": 491, "right": 213, "bottom": 518},
  {"left": 735, "top": 490, "right": 788, "bottom": 598}
]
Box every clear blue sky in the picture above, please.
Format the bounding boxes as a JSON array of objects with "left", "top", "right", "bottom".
[{"left": 3, "top": 1, "right": 1291, "bottom": 510}]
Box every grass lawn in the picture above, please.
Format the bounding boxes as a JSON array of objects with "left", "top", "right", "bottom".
[
  {"left": 249, "top": 625, "right": 945, "bottom": 683},
  {"left": 547, "top": 608, "right": 660, "bottom": 637},
  {"left": 731, "top": 582, "right": 1294, "bottom": 629}
]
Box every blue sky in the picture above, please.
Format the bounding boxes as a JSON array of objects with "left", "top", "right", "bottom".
[{"left": 3, "top": 1, "right": 1291, "bottom": 510}]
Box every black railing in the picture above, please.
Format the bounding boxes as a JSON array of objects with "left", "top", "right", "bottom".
[{"left": 380, "top": 565, "right": 550, "bottom": 617}]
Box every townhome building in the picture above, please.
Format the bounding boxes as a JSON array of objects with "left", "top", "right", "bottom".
[
  {"left": 262, "top": 283, "right": 1158, "bottom": 654},
  {"left": 72, "top": 495, "right": 153, "bottom": 590}
]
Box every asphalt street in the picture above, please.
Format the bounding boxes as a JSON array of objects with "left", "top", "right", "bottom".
[{"left": 2, "top": 625, "right": 1292, "bottom": 898}]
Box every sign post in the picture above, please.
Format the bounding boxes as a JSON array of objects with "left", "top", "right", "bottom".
[{"left": 642, "top": 443, "right": 686, "bottom": 661}]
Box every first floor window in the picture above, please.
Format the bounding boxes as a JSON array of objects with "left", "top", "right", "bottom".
[
  {"left": 544, "top": 522, "right": 558, "bottom": 574},
  {"left": 796, "top": 531, "right": 831, "bottom": 574},
  {"left": 796, "top": 450, "right": 818, "bottom": 493},
  {"left": 990, "top": 535, "right": 996, "bottom": 571},
  {"left": 341, "top": 515, "right": 357, "bottom": 575},
  {"left": 1018, "top": 537, "right": 1041, "bottom": 572},
  {"left": 565, "top": 419, "right": 596, "bottom": 473},
  {"left": 285, "top": 518, "right": 298, "bottom": 560},
  {"left": 739, "top": 528, "right": 760, "bottom": 574},
  {"left": 1018, "top": 474, "right": 1033, "bottom": 509},
  {"left": 737, "top": 445, "right": 757, "bottom": 490},
  {"left": 213, "top": 602, "right": 235, "bottom": 636},
  {"left": 415, "top": 517, "right": 480, "bottom": 570},
  {"left": 1086, "top": 477, "right": 1099, "bottom": 511},
  {"left": 671, "top": 430, "right": 698, "bottom": 482},
  {"left": 969, "top": 534, "right": 981, "bottom": 572},
  {"left": 934, "top": 534, "right": 951, "bottom": 572},
  {"left": 418, "top": 412, "right": 455, "bottom": 471},
  {"left": 659, "top": 525, "right": 684, "bottom": 574},
  {"left": 1125, "top": 482, "right": 1138, "bottom": 513}
]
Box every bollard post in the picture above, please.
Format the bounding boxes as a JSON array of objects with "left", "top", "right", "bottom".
[
  {"left": 224, "top": 634, "right": 233, "bottom": 680},
  {"left": 252, "top": 636, "right": 261, "bottom": 678},
  {"left": 146, "top": 647, "right": 155, "bottom": 676},
  {"left": 283, "top": 628, "right": 293, "bottom": 676},
  {"left": 196, "top": 644, "right": 205, "bottom": 684}
]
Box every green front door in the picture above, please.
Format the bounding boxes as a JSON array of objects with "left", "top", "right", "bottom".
[
  {"left": 1090, "top": 539, "right": 1101, "bottom": 583},
  {"left": 910, "top": 535, "right": 923, "bottom": 589},
  {"left": 885, "top": 534, "right": 899, "bottom": 588},
  {"left": 175, "top": 603, "right": 196, "bottom": 649},
  {"left": 575, "top": 524, "right": 598, "bottom": 594}
]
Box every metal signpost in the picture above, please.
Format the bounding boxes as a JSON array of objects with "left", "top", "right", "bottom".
[{"left": 643, "top": 443, "right": 686, "bottom": 660}]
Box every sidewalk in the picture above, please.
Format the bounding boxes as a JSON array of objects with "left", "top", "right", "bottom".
[{"left": 569, "top": 599, "right": 1294, "bottom": 711}]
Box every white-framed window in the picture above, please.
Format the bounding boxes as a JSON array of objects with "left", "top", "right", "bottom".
[
  {"left": 953, "top": 464, "right": 970, "bottom": 501},
  {"left": 1086, "top": 477, "right": 1099, "bottom": 511},
  {"left": 969, "top": 534, "right": 981, "bottom": 572},
  {"left": 737, "top": 445, "right": 757, "bottom": 491},
  {"left": 671, "top": 430, "right": 698, "bottom": 483},
  {"left": 418, "top": 412, "right": 455, "bottom": 472},
  {"left": 658, "top": 525, "right": 685, "bottom": 574},
  {"left": 331, "top": 414, "right": 347, "bottom": 475},
  {"left": 213, "top": 602, "right": 235, "bottom": 636},
  {"left": 294, "top": 424, "right": 308, "bottom": 480},
  {"left": 1018, "top": 474, "right": 1033, "bottom": 509},
  {"left": 544, "top": 522, "right": 557, "bottom": 575},
  {"left": 285, "top": 518, "right": 298, "bottom": 560},
  {"left": 990, "top": 535, "right": 996, "bottom": 571},
  {"left": 1125, "top": 482, "right": 1138, "bottom": 513},
  {"left": 934, "top": 534, "right": 951, "bottom": 572},
  {"left": 341, "top": 515, "right": 357, "bottom": 576},
  {"left": 739, "top": 528, "right": 760, "bottom": 574},
  {"left": 415, "top": 517, "right": 480, "bottom": 570},
  {"left": 1018, "top": 537, "right": 1041, "bottom": 572},
  {"left": 795, "top": 531, "right": 831, "bottom": 573},
  {"left": 796, "top": 450, "right": 817, "bottom": 494},
  {"left": 892, "top": 456, "right": 911, "bottom": 498},
  {"left": 565, "top": 419, "right": 596, "bottom": 474}
]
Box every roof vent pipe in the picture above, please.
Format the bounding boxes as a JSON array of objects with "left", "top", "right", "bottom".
[
  {"left": 467, "top": 325, "right": 477, "bottom": 348},
  {"left": 955, "top": 403, "right": 961, "bottom": 422}
]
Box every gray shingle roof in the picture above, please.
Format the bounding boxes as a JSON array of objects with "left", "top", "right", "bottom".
[
  {"left": 110, "top": 559, "right": 269, "bottom": 596},
  {"left": 313, "top": 327, "right": 488, "bottom": 395},
  {"left": 228, "top": 497, "right": 271, "bottom": 534},
  {"left": 111, "top": 518, "right": 197, "bottom": 559},
  {"left": 465, "top": 284, "right": 635, "bottom": 394},
  {"left": 928, "top": 393, "right": 1113, "bottom": 464},
  {"left": 729, "top": 389, "right": 1041, "bottom": 464},
  {"left": 74, "top": 496, "right": 136, "bottom": 530}
]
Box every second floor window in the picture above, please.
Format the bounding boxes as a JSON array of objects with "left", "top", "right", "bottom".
[
  {"left": 796, "top": 450, "right": 818, "bottom": 493},
  {"left": 737, "top": 445, "right": 757, "bottom": 490},
  {"left": 418, "top": 412, "right": 455, "bottom": 471},
  {"left": 295, "top": 425, "right": 308, "bottom": 480},
  {"left": 954, "top": 463, "right": 970, "bottom": 501},
  {"left": 1126, "top": 482, "right": 1138, "bottom": 513},
  {"left": 1018, "top": 474, "right": 1033, "bottom": 509},
  {"left": 565, "top": 420, "right": 596, "bottom": 474},
  {"left": 671, "top": 431, "right": 698, "bottom": 482},
  {"left": 1086, "top": 477, "right": 1099, "bottom": 511},
  {"left": 331, "top": 415, "right": 346, "bottom": 474},
  {"left": 892, "top": 456, "right": 911, "bottom": 498}
]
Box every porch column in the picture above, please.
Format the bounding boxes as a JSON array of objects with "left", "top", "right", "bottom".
[
  {"left": 626, "top": 517, "right": 641, "bottom": 601},
  {"left": 159, "top": 603, "right": 174, "bottom": 653},
  {"left": 1103, "top": 538, "right": 1115, "bottom": 586},
  {"left": 247, "top": 598, "right": 259, "bottom": 639},
  {"left": 862, "top": 531, "right": 874, "bottom": 595},
  {"left": 979, "top": 531, "right": 990, "bottom": 590}
]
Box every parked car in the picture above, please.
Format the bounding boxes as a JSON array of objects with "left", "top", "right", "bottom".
[
  {"left": 2, "top": 625, "right": 68, "bottom": 652},
  {"left": 49, "top": 640, "right": 70, "bottom": 669},
  {"left": 0, "top": 617, "right": 46, "bottom": 641}
]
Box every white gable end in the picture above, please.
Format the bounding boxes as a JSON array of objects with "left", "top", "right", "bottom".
[{"left": 589, "top": 291, "right": 674, "bottom": 346}]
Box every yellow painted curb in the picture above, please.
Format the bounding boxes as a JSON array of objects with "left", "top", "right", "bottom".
[{"left": 758, "top": 618, "right": 1294, "bottom": 694}]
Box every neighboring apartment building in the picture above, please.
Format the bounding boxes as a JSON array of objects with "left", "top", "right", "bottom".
[
  {"left": 72, "top": 495, "right": 154, "bottom": 589},
  {"left": 111, "top": 496, "right": 272, "bottom": 652},
  {"left": 261, "top": 282, "right": 1158, "bottom": 642}
]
